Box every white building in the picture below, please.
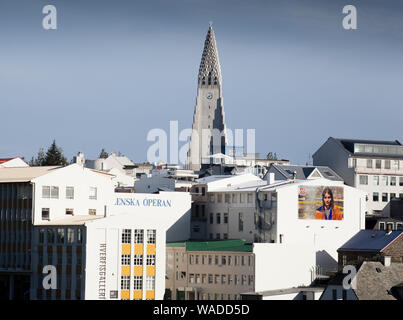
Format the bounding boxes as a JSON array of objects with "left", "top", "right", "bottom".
[
  {"left": 0, "top": 157, "right": 29, "bottom": 168},
  {"left": 313, "top": 137, "right": 403, "bottom": 215},
  {"left": 190, "top": 172, "right": 366, "bottom": 297},
  {"left": 0, "top": 164, "right": 191, "bottom": 300}
]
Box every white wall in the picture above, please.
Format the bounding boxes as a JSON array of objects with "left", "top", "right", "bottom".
[
  {"left": 254, "top": 243, "right": 315, "bottom": 292},
  {"left": 0, "top": 157, "right": 29, "bottom": 168},
  {"left": 31, "top": 164, "right": 115, "bottom": 224}
]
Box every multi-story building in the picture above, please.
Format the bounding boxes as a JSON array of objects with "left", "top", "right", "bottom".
[
  {"left": 0, "top": 164, "right": 191, "bottom": 300},
  {"left": 166, "top": 240, "right": 254, "bottom": 300},
  {"left": 312, "top": 137, "right": 403, "bottom": 214}
]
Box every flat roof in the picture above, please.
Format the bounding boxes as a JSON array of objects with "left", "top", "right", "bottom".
[
  {"left": 0, "top": 166, "right": 61, "bottom": 183},
  {"left": 242, "top": 286, "right": 325, "bottom": 297},
  {"left": 167, "top": 239, "right": 253, "bottom": 252}
]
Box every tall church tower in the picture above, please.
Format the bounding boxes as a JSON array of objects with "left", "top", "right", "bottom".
[{"left": 187, "top": 25, "right": 227, "bottom": 171}]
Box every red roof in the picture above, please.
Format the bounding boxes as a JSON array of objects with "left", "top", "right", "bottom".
[
  {"left": 0, "top": 158, "right": 15, "bottom": 164},
  {"left": 0, "top": 157, "right": 28, "bottom": 165}
]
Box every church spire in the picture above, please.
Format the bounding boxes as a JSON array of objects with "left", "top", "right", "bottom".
[{"left": 198, "top": 24, "right": 222, "bottom": 87}]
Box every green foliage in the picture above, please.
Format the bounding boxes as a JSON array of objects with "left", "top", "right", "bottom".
[
  {"left": 266, "top": 152, "right": 278, "bottom": 160},
  {"left": 99, "top": 148, "right": 109, "bottom": 159},
  {"left": 30, "top": 140, "right": 68, "bottom": 166}
]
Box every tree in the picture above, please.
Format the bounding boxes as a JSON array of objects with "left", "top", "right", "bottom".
[
  {"left": 266, "top": 152, "right": 278, "bottom": 160},
  {"left": 31, "top": 140, "right": 68, "bottom": 166},
  {"left": 99, "top": 148, "right": 109, "bottom": 159}
]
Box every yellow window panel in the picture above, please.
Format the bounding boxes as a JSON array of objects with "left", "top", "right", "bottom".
[
  {"left": 133, "top": 265, "right": 143, "bottom": 276},
  {"left": 121, "top": 244, "right": 131, "bottom": 255},
  {"left": 121, "top": 265, "right": 131, "bottom": 276},
  {"left": 147, "top": 244, "right": 156, "bottom": 255},
  {"left": 134, "top": 244, "right": 143, "bottom": 255},
  {"left": 146, "top": 290, "right": 155, "bottom": 300},
  {"left": 146, "top": 265, "right": 156, "bottom": 276},
  {"left": 121, "top": 290, "right": 130, "bottom": 300},
  {"left": 133, "top": 290, "right": 142, "bottom": 300}
]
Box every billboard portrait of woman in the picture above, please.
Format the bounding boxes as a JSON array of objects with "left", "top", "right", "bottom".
[{"left": 315, "top": 187, "right": 343, "bottom": 220}]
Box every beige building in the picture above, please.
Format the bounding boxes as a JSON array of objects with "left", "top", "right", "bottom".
[{"left": 165, "top": 240, "right": 254, "bottom": 300}]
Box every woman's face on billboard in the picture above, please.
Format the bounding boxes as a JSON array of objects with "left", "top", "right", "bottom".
[{"left": 323, "top": 192, "right": 332, "bottom": 209}]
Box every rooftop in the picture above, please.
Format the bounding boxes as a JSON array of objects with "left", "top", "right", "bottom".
[
  {"left": 338, "top": 230, "right": 402, "bottom": 252},
  {"left": 267, "top": 164, "right": 343, "bottom": 181},
  {"left": 0, "top": 166, "right": 61, "bottom": 183},
  {"left": 167, "top": 239, "right": 253, "bottom": 252},
  {"left": 334, "top": 137, "right": 403, "bottom": 159}
]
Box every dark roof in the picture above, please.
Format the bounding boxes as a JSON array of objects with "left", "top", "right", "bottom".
[
  {"left": 167, "top": 239, "right": 253, "bottom": 252},
  {"left": 333, "top": 137, "right": 403, "bottom": 159},
  {"left": 268, "top": 164, "right": 343, "bottom": 181},
  {"left": 338, "top": 230, "right": 402, "bottom": 252}
]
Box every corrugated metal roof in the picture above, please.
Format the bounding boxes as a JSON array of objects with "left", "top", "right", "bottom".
[
  {"left": 338, "top": 230, "right": 402, "bottom": 252},
  {"left": 0, "top": 166, "right": 61, "bottom": 182}
]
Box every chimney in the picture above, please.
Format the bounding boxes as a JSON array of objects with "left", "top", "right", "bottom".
[
  {"left": 74, "top": 152, "right": 85, "bottom": 166},
  {"left": 292, "top": 171, "right": 297, "bottom": 180},
  {"left": 268, "top": 172, "right": 275, "bottom": 185},
  {"left": 382, "top": 256, "right": 391, "bottom": 267}
]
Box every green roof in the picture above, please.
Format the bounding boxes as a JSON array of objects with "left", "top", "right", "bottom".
[{"left": 166, "top": 239, "right": 253, "bottom": 252}]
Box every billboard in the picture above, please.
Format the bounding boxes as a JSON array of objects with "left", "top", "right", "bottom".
[{"left": 298, "top": 186, "right": 344, "bottom": 220}]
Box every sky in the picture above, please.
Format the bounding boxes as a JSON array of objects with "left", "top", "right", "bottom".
[{"left": 0, "top": 0, "right": 402, "bottom": 165}]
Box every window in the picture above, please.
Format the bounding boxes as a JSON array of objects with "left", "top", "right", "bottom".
[
  {"left": 375, "top": 160, "right": 381, "bottom": 169},
  {"left": 214, "top": 275, "right": 219, "bottom": 284},
  {"left": 208, "top": 255, "right": 212, "bottom": 265},
  {"left": 89, "top": 187, "right": 97, "bottom": 200},
  {"left": 379, "top": 222, "right": 385, "bottom": 230},
  {"left": 42, "top": 186, "right": 50, "bottom": 199},
  {"left": 373, "top": 176, "right": 379, "bottom": 186},
  {"left": 385, "top": 160, "right": 391, "bottom": 169},
  {"left": 216, "top": 233, "right": 220, "bottom": 240},
  {"left": 122, "top": 229, "right": 131, "bottom": 244},
  {"left": 66, "top": 187, "right": 74, "bottom": 199},
  {"left": 133, "top": 254, "right": 143, "bottom": 265},
  {"left": 121, "top": 275, "right": 130, "bottom": 290},
  {"left": 42, "top": 208, "right": 50, "bottom": 220},
  {"left": 223, "top": 233, "right": 228, "bottom": 239},
  {"left": 217, "top": 194, "right": 222, "bottom": 203},
  {"left": 133, "top": 276, "right": 142, "bottom": 290},
  {"left": 208, "top": 274, "right": 213, "bottom": 284},
  {"left": 366, "top": 159, "right": 372, "bottom": 168},
  {"left": 57, "top": 228, "right": 64, "bottom": 244},
  {"left": 382, "top": 193, "right": 388, "bottom": 202},
  {"left": 195, "top": 255, "right": 199, "bottom": 264},
  {"left": 224, "top": 213, "right": 228, "bottom": 224},
  {"left": 342, "top": 289, "right": 347, "bottom": 300},
  {"left": 67, "top": 228, "right": 74, "bottom": 244},
  {"left": 240, "top": 194, "right": 245, "bottom": 203},
  {"left": 202, "top": 274, "right": 206, "bottom": 284},
  {"left": 47, "top": 229, "right": 55, "bottom": 243},
  {"left": 209, "top": 213, "right": 213, "bottom": 224},
  {"left": 228, "top": 274, "right": 232, "bottom": 285},
  {"left": 201, "top": 187, "right": 206, "bottom": 196},
  {"left": 215, "top": 255, "right": 219, "bottom": 265},
  {"left": 147, "top": 229, "right": 156, "bottom": 244},
  {"left": 51, "top": 186, "right": 59, "bottom": 199},
  {"left": 387, "top": 222, "right": 394, "bottom": 231},
  {"left": 222, "top": 256, "right": 226, "bottom": 265},
  {"left": 241, "top": 256, "right": 245, "bottom": 266},
  {"left": 392, "top": 160, "right": 399, "bottom": 169},
  {"left": 222, "top": 275, "right": 226, "bottom": 284},
  {"left": 134, "top": 229, "right": 144, "bottom": 243},
  {"left": 66, "top": 208, "right": 74, "bottom": 215},
  {"left": 88, "top": 209, "right": 96, "bottom": 215},
  {"left": 247, "top": 193, "right": 253, "bottom": 203},
  {"left": 396, "top": 223, "right": 403, "bottom": 230},
  {"left": 382, "top": 176, "right": 388, "bottom": 186},
  {"left": 209, "top": 194, "right": 215, "bottom": 203},
  {"left": 225, "top": 194, "right": 230, "bottom": 203},
  {"left": 121, "top": 254, "right": 131, "bottom": 265},
  {"left": 238, "top": 213, "right": 244, "bottom": 232},
  {"left": 400, "top": 177, "right": 403, "bottom": 186},
  {"left": 145, "top": 276, "right": 155, "bottom": 290},
  {"left": 391, "top": 177, "right": 396, "bottom": 186},
  {"left": 228, "top": 256, "right": 232, "bottom": 266},
  {"left": 232, "top": 193, "right": 237, "bottom": 203},
  {"left": 390, "top": 193, "right": 396, "bottom": 200},
  {"left": 216, "top": 213, "right": 221, "bottom": 224},
  {"left": 359, "top": 175, "right": 368, "bottom": 185},
  {"left": 146, "top": 255, "right": 155, "bottom": 265},
  {"left": 77, "top": 228, "right": 83, "bottom": 243},
  {"left": 189, "top": 274, "right": 194, "bottom": 283},
  {"left": 39, "top": 228, "right": 45, "bottom": 243}
]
